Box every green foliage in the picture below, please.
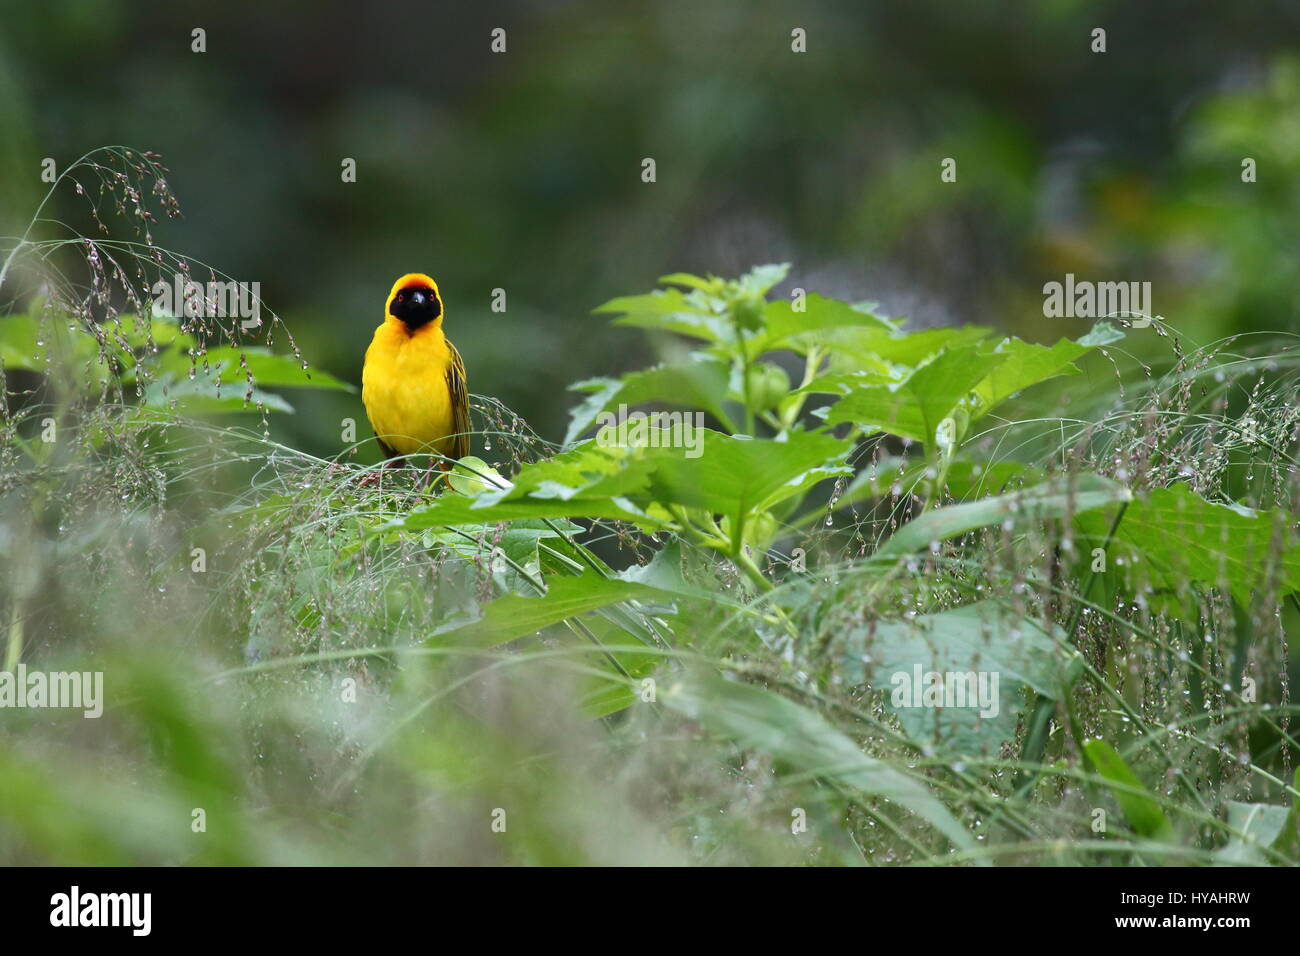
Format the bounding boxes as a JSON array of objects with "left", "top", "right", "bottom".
[
  {"left": 4, "top": 254, "right": 1300, "bottom": 867},
  {"left": 1077, "top": 483, "right": 1300, "bottom": 607},
  {"left": 844, "top": 602, "right": 1071, "bottom": 757},
  {"left": 0, "top": 310, "right": 351, "bottom": 417},
  {"left": 872, "top": 474, "right": 1130, "bottom": 561},
  {"left": 1082, "top": 740, "right": 1174, "bottom": 840},
  {"left": 663, "top": 671, "right": 979, "bottom": 857}
]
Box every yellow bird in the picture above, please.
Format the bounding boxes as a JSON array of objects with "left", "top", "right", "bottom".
[{"left": 362, "top": 273, "right": 470, "bottom": 469}]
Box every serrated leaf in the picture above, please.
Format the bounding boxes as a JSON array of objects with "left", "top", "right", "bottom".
[
  {"left": 735, "top": 262, "right": 791, "bottom": 297},
  {"left": 658, "top": 272, "right": 720, "bottom": 294},
  {"left": 971, "top": 326, "right": 1122, "bottom": 417},
  {"left": 759, "top": 293, "right": 893, "bottom": 353},
  {"left": 381, "top": 442, "right": 664, "bottom": 529},
  {"left": 563, "top": 356, "right": 735, "bottom": 446},
  {"left": 825, "top": 343, "right": 1009, "bottom": 444},
  {"left": 595, "top": 289, "right": 730, "bottom": 342},
  {"left": 645, "top": 430, "right": 852, "bottom": 528},
  {"left": 825, "top": 325, "right": 991, "bottom": 372}
]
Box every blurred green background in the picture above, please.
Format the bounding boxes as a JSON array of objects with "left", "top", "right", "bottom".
[{"left": 3, "top": 0, "right": 1300, "bottom": 454}]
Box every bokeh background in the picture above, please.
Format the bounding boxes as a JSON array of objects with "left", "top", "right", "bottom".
[{"left": 3, "top": 0, "right": 1300, "bottom": 454}]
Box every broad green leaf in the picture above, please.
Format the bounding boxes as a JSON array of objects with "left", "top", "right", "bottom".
[
  {"left": 160, "top": 346, "right": 354, "bottom": 391},
  {"left": 423, "top": 518, "right": 578, "bottom": 593},
  {"left": 142, "top": 378, "right": 294, "bottom": 414},
  {"left": 735, "top": 262, "right": 791, "bottom": 297},
  {"left": 104, "top": 313, "right": 196, "bottom": 350},
  {"left": 410, "top": 428, "right": 851, "bottom": 531},
  {"left": 1217, "top": 801, "right": 1291, "bottom": 865},
  {"left": 427, "top": 574, "right": 675, "bottom": 649},
  {"left": 1075, "top": 482, "right": 1300, "bottom": 605},
  {"left": 0, "top": 314, "right": 107, "bottom": 377},
  {"left": 580, "top": 646, "right": 661, "bottom": 719},
  {"left": 595, "top": 289, "right": 729, "bottom": 343},
  {"left": 824, "top": 343, "right": 1010, "bottom": 444},
  {"left": 612, "top": 538, "right": 744, "bottom": 609},
  {"left": 383, "top": 442, "right": 664, "bottom": 529},
  {"left": 563, "top": 377, "right": 623, "bottom": 447},
  {"left": 645, "top": 430, "right": 852, "bottom": 528},
  {"left": 873, "top": 474, "right": 1131, "bottom": 562},
  {"left": 840, "top": 457, "right": 1046, "bottom": 511},
  {"left": 760, "top": 293, "right": 893, "bottom": 353},
  {"left": 563, "top": 356, "right": 736, "bottom": 446},
  {"left": 1082, "top": 739, "right": 1173, "bottom": 839},
  {"left": 446, "top": 456, "right": 511, "bottom": 496},
  {"left": 663, "top": 672, "right": 978, "bottom": 855},
  {"left": 971, "top": 324, "right": 1123, "bottom": 417},
  {"left": 845, "top": 601, "right": 1072, "bottom": 755},
  {"left": 798, "top": 367, "right": 901, "bottom": 396},
  {"left": 658, "top": 272, "right": 721, "bottom": 294},
  {"left": 825, "top": 324, "right": 991, "bottom": 372}
]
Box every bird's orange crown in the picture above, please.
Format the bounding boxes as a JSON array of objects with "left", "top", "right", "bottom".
[{"left": 385, "top": 273, "right": 445, "bottom": 330}]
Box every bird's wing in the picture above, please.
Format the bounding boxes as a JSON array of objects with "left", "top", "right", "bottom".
[{"left": 446, "top": 339, "right": 471, "bottom": 462}]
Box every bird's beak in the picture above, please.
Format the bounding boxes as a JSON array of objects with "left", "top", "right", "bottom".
[{"left": 408, "top": 290, "right": 428, "bottom": 307}]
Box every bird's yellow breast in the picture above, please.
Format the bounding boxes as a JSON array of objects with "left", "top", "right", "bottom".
[{"left": 361, "top": 317, "right": 457, "bottom": 457}]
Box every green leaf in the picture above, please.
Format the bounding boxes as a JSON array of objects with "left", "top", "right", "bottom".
[
  {"left": 562, "top": 377, "right": 623, "bottom": 447},
  {"left": 658, "top": 272, "right": 721, "bottom": 294},
  {"left": 383, "top": 442, "right": 664, "bottom": 529},
  {"left": 563, "top": 356, "right": 736, "bottom": 446},
  {"left": 971, "top": 325, "right": 1123, "bottom": 418},
  {"left": 1082, "top": 739, "right": 1173, "bottom": 839},
  {"left": 1217, "top": 801, "right": 1292, "bottom": 865},
  {"left": 446, "top": 456, "right": 511, "bottom": 496},
  {"left": 0, "top": 314, "right": 106, "bottom": 377},
  {"left": 105, "top": 313, "right": 196, "bottom": 350},
  {"left": 873, "top": 474, "right": 1131, "bottom": 562},
  {"left": 580, "top": 645, "right": 660, "bottom": 719},
  {"left": 142, "top": 378, "right": 295, "bottom": 414},
  {"left": 839, "top": 457, "right": 1046, "bottom": 512},
  {"left": 760, "top": 293, "right": 893, "bottom": 352},
  {"left": 595, "top": 289, "right": 730, "bottom": 343},
  {"left": 160, "top": 346, "right": 354, "bottom": 391},
  {"left": 662, "top": 672, "right": 978, "bottom": 856},
  {"left": 645, "top": 430, "right": 852, "bottom": 528},
  {"left": 825, "top": 325, "right": 991, "bottom": 372},
  {"left": 1076, "top": 482, "right": 1300, "bottom": 605},
  {"left": 735, "top": 262, "right": 791, "bottom": 297},
  {"left": 386, "top": 430, "right": 850, "bottom": 557},
  {"left": 846, "top": 601, "right": 1073, "bottom": 756},
  {"left": 825, "top": 343, "right": 1010, "bottom": 444},
  {"left": 427, "top": 574, "right": 676, "bottom": 649},
  {"left": 425, "top": 519, "right": 576, "bottom": 593}
]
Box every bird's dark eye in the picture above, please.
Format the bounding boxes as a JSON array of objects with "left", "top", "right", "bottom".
[{"left": 397, "top": 293, "right": 405, "bottom": 302}]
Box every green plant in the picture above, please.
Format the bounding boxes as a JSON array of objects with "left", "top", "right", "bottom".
[{"left": 4, "top": 157, "right": 1300, "bottom": 864}]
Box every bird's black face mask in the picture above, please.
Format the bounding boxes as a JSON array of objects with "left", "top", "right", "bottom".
[{"left": 390, "top": 284, "right": 442, "bottom": 330}]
